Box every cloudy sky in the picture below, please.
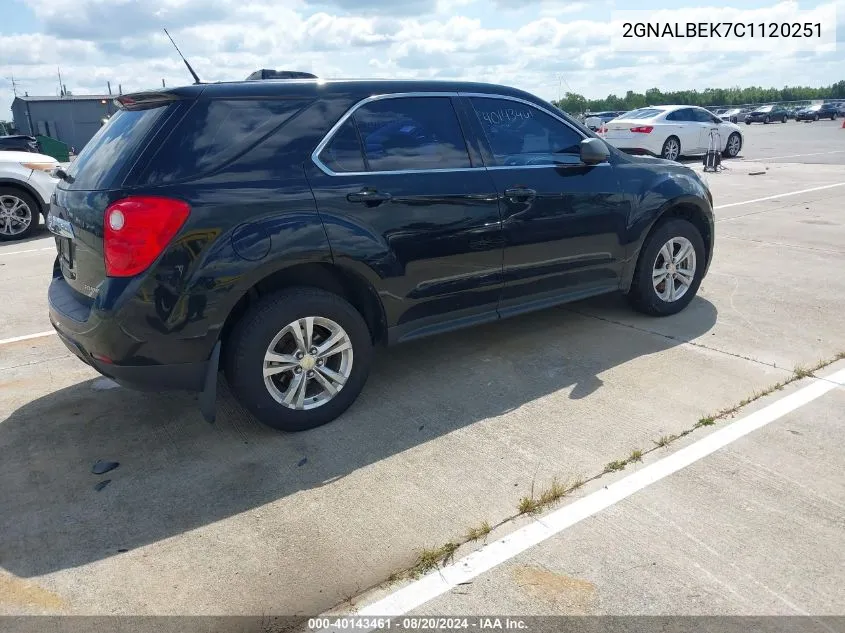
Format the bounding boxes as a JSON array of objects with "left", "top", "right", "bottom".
[{"left": 2, "top": 0, "right": 843, "bottom": 119}]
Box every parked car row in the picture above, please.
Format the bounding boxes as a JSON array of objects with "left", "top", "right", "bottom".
[
  {"left": 582, "top": 100, "right": 843, "bottom": 135},
  {"left": 712, "top": 102, "right": 843, "bottom": 124},
  {"left": 583, "top": 111, "right": 627, "bottom": 131}
]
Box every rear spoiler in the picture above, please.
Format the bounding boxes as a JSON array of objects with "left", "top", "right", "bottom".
[{"left": 115, "top": 92, "right": 184, "bottom": 111}]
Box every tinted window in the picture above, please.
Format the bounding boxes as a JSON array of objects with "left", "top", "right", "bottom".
[
  {"left": 352, "top": 97, "right": 470, "bottom": 172},
  {"left": 318, "top": 118, "right": 366, "bottom": 173},
  {"left": 66, "top": 106, "right": 170, "bottom": 190},
  {"left": 142, "top": 99, "right": 306, "bottom": 184},
  {"left": 690, "top": 109, "right": 718, "bottom": 123},
  {"left": 470, "top": 97, "right": 583, "bottom": 166},
  {"left": 666, "top": 109, "right": 694, "bottom": 122}
]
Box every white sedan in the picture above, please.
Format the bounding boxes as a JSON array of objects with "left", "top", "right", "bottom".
[
  {"left": 598, "top": 105, "right": 744, "bottom": 162},
  {"left": 0, "top": 151, "right": 60, "bottom": 241}
]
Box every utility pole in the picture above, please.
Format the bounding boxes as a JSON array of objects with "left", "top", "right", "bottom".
[{"left": 57, "top": 67, "right": 64, "bottom": 96}]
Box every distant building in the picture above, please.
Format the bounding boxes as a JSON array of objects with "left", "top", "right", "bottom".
[{"left": 11, "top": 95, "right": 117, "bottom": 151}]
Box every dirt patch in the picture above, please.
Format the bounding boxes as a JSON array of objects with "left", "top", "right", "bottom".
[
  {"left": 0, "top": 570, "right": 68, "bottom": 613},
  {"left": 512, "top": 564, "right": 596, "bottom": 614}
]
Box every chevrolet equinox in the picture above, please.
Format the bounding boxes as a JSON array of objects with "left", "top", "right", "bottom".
[{"left": 48, "top": 79, "right": 715, "bottom": 431}]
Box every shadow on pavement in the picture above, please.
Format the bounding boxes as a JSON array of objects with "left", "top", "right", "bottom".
[{"left": 0, "top": 293, "right": 717, "bottom": 577}]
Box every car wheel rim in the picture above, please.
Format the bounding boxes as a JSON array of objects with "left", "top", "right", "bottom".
[
  {"left": 728, "top": 135, "right": 740, "bottom": 156},
  {"left": 0, "top": 195, "right": 33, "bottom": 236},
  {"left": 263, "top": 316, "right": 353, "bottom": 410},
  {"left": 652, "top": 237, "right": 696, "bottom": 303},
  {"left": 664, "top": 140, "right": 679, "bottom": 161}
]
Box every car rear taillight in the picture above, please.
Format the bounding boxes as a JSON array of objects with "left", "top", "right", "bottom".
[
  {"left": 104, "top": 196, "right": 190, "bottom": 277},
  {"left": 630, "top": 126, "right": 654, "bottom": 133}
]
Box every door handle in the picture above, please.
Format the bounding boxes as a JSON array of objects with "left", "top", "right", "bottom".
[
  {"left": 347, "top": 189, "right": 392, "bottom": 204},
  {"left": 504, "top": 187, "right": 537, "bottom": 202}
]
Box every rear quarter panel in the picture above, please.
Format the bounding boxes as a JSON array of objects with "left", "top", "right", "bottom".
[{"left": 112, "top": 97, "right": 363, "bottom": 363}]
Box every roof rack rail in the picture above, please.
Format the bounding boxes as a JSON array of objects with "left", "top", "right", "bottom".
[{"left": 245, "top": 69, "right": 318, "bottom": 80}]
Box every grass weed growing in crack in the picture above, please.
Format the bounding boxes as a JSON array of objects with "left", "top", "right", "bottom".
[{"left": 348, "top": 350, "right": 845, "bottom": 607}]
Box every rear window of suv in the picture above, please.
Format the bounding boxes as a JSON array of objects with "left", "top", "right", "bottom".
[
  {"left": 65, "top": 106, "right": 170, "bottom": 190},
  {"left": 140, "top": 99, "right": 308, "bottom": 184}
]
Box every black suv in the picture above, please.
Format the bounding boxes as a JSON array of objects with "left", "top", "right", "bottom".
[
  {"left": 744, "top": 105, "right": 789, "bottom": 124},
  {"left": 48, "top": 79, "right": 714, "bottom": 432}
]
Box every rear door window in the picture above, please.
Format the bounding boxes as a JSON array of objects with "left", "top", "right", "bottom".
[
  {"left": 691, "top": 109, "right": 717, "bottom": 123},
  {"left": 141, "top": 99, "right": 307, "bottom": 184},
  {"left": 351, "top": 97, "right": 471, "bottom": 172},
  {"left": 317, "top": 118, "right": 366, "bottom": 174},
  {"left": 666, "top": 109, "right": 694, "bottom": 122},
  {"left": 65, "top": 106, "right": 170, "bottom": 190}
]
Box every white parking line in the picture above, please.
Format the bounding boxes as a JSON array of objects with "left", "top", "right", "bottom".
[
  {"left": 0, "top": 246, "right": 54, "bottom": 257},
  {"left": 752, "top": 150, "right": 845, "bottom": 161},
  {"left": 0, "top": 331, "right": 56, "bottom": 346},
  {"left": 335, "top": 368, "right": 845, "bottom": 624},
  {"left": 714, "top": 182, "right": 845, "bottom": 209}
]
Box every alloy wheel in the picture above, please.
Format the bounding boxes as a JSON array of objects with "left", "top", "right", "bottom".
[
  {"left": 0, "top": 195, "right": 33, "bottom": 237},
  {"left": 726, "top": 134, "right": 741, "bottom": 157},
  {"left": 652, "top": 237, "right": 697, "bottom": 303},
  {"left": 663, "top": 138, "right": 680, "bottom": 161},
  {"left": 262, "top": 316, "right": 353, "bottom": 410}
]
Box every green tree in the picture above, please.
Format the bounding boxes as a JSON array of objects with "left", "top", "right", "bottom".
[{"left": 563, "top": 80, "right": 843, "bottom": 114}]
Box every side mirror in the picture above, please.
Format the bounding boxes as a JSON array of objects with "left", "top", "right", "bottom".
[{"left": 580, "top": 138, "right": 609, "bottom": 165}]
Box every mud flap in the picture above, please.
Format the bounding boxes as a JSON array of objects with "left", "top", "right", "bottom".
[{"left": 199, "top": 341, "right": 221, "bottom": 424}]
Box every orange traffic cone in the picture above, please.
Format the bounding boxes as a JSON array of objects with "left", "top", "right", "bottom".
[{"left": 841, "top": 119, "right": 845, "bottom": 129}]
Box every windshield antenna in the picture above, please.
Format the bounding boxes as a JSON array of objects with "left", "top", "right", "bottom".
[{"left": 163, "top": 28, "right": 201, "bottom": 84}]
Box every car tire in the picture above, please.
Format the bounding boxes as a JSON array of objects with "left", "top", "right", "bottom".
[
  {"left": 781, "top": 115, "right": 787, "bottom": 123},
  {"left": 764, "top": 116, "right": 770, "bottom": 124},
  {"left": 814, "top": 114, "right": 819, "bottom": 121},
  {"left": 660, "top": 136, "right": 681, "bottom": 161},
  {"left": 745, "top": 120, "right": 752, "bottom": 125},
  {"left": 627, "top": 218, "right": 706, "bottom": 317},
  {"left": 0, "top": 186, "right": 40, "bottom": 242},
  {"left": 224, "top": 286, "right": 374, "bottom": 432},
  {"left": 723, "top": 132, "right": 742, "bottom": 158}
]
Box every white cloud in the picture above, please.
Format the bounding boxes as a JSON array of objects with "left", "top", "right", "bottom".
[{"left": 2, "top": 0, "right": 843, "bottom": 121}]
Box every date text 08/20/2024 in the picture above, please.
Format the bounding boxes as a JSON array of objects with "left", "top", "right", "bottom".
[{"left": 308, "top": 617, "right": 529, "bottom": 630}]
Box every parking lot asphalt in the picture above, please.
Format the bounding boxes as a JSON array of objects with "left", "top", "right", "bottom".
[
  {"left": 727, "top": 117, "right": 845, "bottom": 164},
  {"left": 0, "top": 121, "right": 843, "bottom": 619}
]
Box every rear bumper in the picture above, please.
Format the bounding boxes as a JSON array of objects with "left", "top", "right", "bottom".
[
  {"left": 52, "top": 326, "right": 207, "bottom": 392},
  {"left": 49, "top": 271, "right": 209, "bottom": 392}
]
